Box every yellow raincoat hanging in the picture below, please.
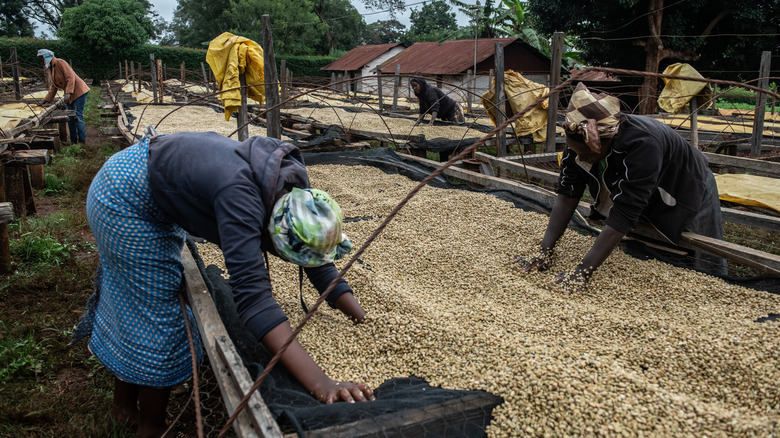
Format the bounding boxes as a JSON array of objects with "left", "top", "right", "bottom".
[
  {"left": 481, "top": 70, "right": 549, "bottom": 142},
  {"left": 206, "top": 32, "right": 266, "bottom": 121}
]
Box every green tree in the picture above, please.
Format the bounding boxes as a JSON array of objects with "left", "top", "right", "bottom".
[
  {"left": 58, "top": 0, "right": 155, "bottom": 79},
  {"left": 1, "top": 0, "right": 34, "bottom": 37},
  {"left": 363, "top": 19, "right": 406, "bottom": 45},
  {"left": 528, "top": 0, "right": 780, "bottom": 114},
  {"left": 361, "top": 0, "right": 405, "bottom": 16},
  {"left": 170, "top": 0, "right": 233, "bottom": 47},
  {"left": 24, "top": 0, "right": 151, "bottom": 34},
  {"left": 226, "top": 0, "right": 325, "bottom": 55},
  {"left": 312, "top": 0, "right": 365, "bottom": 55},
  {"left": 401, "top": 0, "right": 458, "bottom": 45}
]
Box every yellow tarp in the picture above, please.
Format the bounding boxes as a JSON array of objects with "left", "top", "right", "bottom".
[
  {"left": 206, "top": 32, "right": 266, "bottom": 121},
  {"left": 658, "top": 63, "right": 713, "bottom": 114},
  {"left": 715, "top": 173, "right": 780, "bottom": 213},
  {"left": 481, "top": 70, "right": 549, "bottom": 143},
  {"left": 0, "top": 102, "right": 46, "bottom": 131}
]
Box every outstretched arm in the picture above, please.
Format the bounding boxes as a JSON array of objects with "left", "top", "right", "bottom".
[
  {"left": 261, "top": 321, "right": 375, "bottom": 403},
  {"left": 515, "top": 194, "right": 579, "bottom": 272},
  {"left": 333, "top": 292, "right": 367, "bottom": 322},
  {"left": 555, "top": 225, "right": 624, "bottom": 294}
]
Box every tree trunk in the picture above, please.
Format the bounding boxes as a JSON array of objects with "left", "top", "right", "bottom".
[{"left": 639, "top": 0, "right": 664, "bottom": 115}]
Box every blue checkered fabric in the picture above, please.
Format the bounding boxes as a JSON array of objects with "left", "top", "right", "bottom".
[{"left": 81, "top": 135, "right": 202, "bottom": 387}]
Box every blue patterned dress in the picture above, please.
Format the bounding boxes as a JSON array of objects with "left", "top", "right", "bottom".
[{"left": 82, "top": 135, "right": 203, "bottom": 387}]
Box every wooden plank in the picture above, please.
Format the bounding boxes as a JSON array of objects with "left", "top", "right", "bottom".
[
  {"left": 721, "top": 207, "right": 780, "bottom": 232},
  {"left": 475, "top": 152, "right": 559, "bottom": 184},
  {"left": 215, "top": 337, "right": 281, "bottom": 437},
  {"left": 4, "top": 99, "right": 64, "bottom": 138},
  {"left": 399, "top": 152, "right": 589, "bottom": 215},
  {"left": 181, "top": 247, "right": 282, "bottom": 438},
  {"left": 704, "top": 152, "right": 780, "bottom": 177},
  {"left": 503, "top": 152, "right": 560, "bottom": 163},
  {"left": 400, "top": 153, "right": 780, "bottom": 272},
  {"left": 1, "top": 149, "right": 50, "bottom": 165},
  {"left": 681, "top": 232, "right": 780, "bottom": 274}
]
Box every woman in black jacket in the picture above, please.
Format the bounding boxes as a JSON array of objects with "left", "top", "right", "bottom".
[
  {"left": 410, "top": 78, "right": 465, "bottom": 125},
  {"left": 516, "top": 83, "right": 726, "bottom": 292}
]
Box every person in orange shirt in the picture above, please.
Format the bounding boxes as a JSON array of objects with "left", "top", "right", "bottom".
[{"left": 37, "top": 49, "right": 90, "bottom": 144}]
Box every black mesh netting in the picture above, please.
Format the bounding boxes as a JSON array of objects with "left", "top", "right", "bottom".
[{"left": 188, "top": 241, "right": 504, "bottom": 438}]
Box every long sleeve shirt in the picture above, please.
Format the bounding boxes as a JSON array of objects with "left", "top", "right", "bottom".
[
  {"left": 147, "top": 132, "right": 353, "bottom": 340},
  {"left": 44, "top": 58, "right": 90, "bottom": 104}
]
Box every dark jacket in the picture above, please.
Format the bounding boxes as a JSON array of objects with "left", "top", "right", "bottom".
[
  {"left": 147, "top": 132, "right": 352, "bottom": 340},
  {"left": 557, "top": 114, "right": 710, "bottom": 243},
  {"left": 411, "top": 78, "right": 459, "bottom": 120}
]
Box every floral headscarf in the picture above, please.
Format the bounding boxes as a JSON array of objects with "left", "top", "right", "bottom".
[{"left": 268, "top": 187, "right": 353, "bottom": 267}]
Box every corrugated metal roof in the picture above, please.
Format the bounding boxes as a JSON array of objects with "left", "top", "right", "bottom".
[
  {"left": 378, "top": 38, "right": 545, "bottom": 75},
  {"left": 322, "top": 43, "right": 405, "bottom": 71}
]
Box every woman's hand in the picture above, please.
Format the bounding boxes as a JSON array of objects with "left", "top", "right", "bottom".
[
  {"left": 512, "top": 247, "right": 553, "bottom": 272},
  {"left": 312, "top": 379, "right": 375, "bottom": 404},
  {"left": 553, "top": 265, "right": 593, "bottom": 295}
]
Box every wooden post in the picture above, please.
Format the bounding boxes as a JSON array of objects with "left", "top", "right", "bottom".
[
  {"left": 30, "top": 165, "right": 45, "bottom": 190},
  {"left": 10, "top": 48, "right": 21, "bottom": 101},
  {"left": 712, "top": 84, "right": 717, "bottom": 114},
  {"left": 150, "top": 53, "right": 158, "bottom": 104},
  {"left": 343, "top": 70, "right": 349, "bottom": 93},
  {"left": 392, "top": 64, "right": 401, "bottom": 111},
  {"left": 280, "top": 59, "right": 287, "bottom": 109},
  {"left": 0, "top": 166, "right": 11, "bottom": 275},
  {"left": 125, "top": 60, "right": 129, "bottom": 83},
  {"left": 751, "top": 51, "right": 771, "bottom": 157},
  {"left": 181, "top": 61, "right": 186, "bottom": 86},
  {"left": 494, "top": 42, "right": 506, "bottom": 160},
  {"left": 262, "top": 15, "right": 281, "bottom": 139},
  {"left": 137, "top": 63, "right": 142, "bottom": 91},
  {"left": 237, "top": 73, "right": 249, "bottom": 142},
  {"left": 377, "top": 67, "right": 384, "bottom": 111},
  {"left": 5, "top": 164, "right": 27, "bottom": 218},
  {"left": 119, "top": 61, "right": 122, "bottom": 79},
  {"left": 690, "top": 95, "right": 699, "bottom": 149},
  {"left": 157, "top": 59, "right": 164, "bottom": 103},
  {"left": 331, "top": 72, "right": 336, "bottom": 91},
  {"left": 546, "top": 31, "right": 564, "bottom": 152},
  {"left": 467, "top": 69, "right": 473, "bottom": 114},
  {"left": 131, "top": 61, "right": 136, "bottom": 92},
  {"left": 201, "top": 62, "right": 211, "bottom": 94}
]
